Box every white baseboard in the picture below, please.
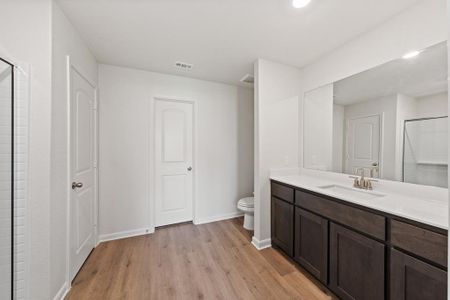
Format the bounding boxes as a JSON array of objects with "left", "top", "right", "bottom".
[
  {"left": 251, "top": 236, "right": 272, "bottom": 250},
  {"left": 97, "top": 212, "right": 243, "bottom": 245},
  {"left": 97, "top": 227, "right": 153, "bottom": 244},
  {"left": 194, "top": 211, "right": 244, "bottom": 225},
  {"left": 53, "top": 282, "right": 70, "bottom": 300},
  {"left": 97, "top": 212, "right": 244, "bottom": 245}
]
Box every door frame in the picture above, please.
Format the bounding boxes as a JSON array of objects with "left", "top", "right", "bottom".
[
  {"left": 344, "top": 113, "right": 384, "bottom": 178},
  {"left": 65, "top": 56, "right": 99, "bottom": 287},
  {"left": 149, "top": 96, "right": 198, "bottom": 232}
]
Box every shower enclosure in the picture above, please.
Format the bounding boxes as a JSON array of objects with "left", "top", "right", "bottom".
[
  {"left": 0, "top": 57, "right": 13, "bottom": 299},
  {"left": 403, "top": 116, "right": 448, "bottom": 188}
]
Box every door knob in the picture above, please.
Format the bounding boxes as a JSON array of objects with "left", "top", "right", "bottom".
[
  {"left": 187, "top": 167, "right": 192, "bottom": 171},
  {"left": 72, "top": 182, "right": 83, "bottom": 189}
]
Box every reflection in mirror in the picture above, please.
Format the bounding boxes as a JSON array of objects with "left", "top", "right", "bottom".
[
  {"left": 303, "top": 42, "right": 448, "bottom": 188},
  {"left": 403, "top": 117, "right": 447, "bottom": 187},
  {"left": 0, "top": 58, "right": 13, "bottom": 299}
]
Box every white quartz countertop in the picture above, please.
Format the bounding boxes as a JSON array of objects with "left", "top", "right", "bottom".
[{"left": 270, "top": 173, "right": 448, "bottom": 230}]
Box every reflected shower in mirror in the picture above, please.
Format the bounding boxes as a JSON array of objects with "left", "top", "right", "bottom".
[
  {"left": 0, "top": 57, "right": 13, "bottom": 299},
  {"left": 403, "top": 117, "right": 447, "bottom": 188},
  {"left": 303, "top": 42, "right": 448, "bottom": 188}
]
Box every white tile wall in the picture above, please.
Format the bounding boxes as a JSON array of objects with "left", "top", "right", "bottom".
[
  {"left": 13, "top": 64, "right": 29, "bottom": 300},
  {"left": 404, "top": 117, "right": 448, "bottom": 188},
  {"left": 0, "top": 62, "right": 13, "bottom": 300},
  {"left": 0, "top": 63, "right": 29, "bottom": 300}
]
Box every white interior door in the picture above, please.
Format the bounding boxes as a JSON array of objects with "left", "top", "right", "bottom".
[
  {"left": 70, "top": 67, "right": 96, "bottom": 281},
  {"left": 155, "top": 99, "right": 193, "bottom": 227},
  {"left": 345, "top": 115, "right": 381, "bottom": 177}
]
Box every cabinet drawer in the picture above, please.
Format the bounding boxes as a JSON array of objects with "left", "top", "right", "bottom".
[
  {"left": 391, "top": 220, "right": 447, "bottom": 267},
  {"left": 271, "top": 181, "right": 294, "bottom": 203},
  {"left": 296, "top": 190, "right": 385, "bottom": 240}
]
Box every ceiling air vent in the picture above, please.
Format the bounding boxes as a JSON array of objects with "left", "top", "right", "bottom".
[
  {"left": 240, "top": 74, "right": 254, "bottom": 85},
  {"left": 175, "top": 61, "right": 193, "bottom": 71}
]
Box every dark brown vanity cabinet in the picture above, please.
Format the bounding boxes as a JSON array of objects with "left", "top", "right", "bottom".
[
  {"left": 294, "top": 208, "right": 328, "bottom": 284},
  {"left": 270, "top": 180, "right": 448, "bottom": 300},
  {"left": 330, "top": 223, "right": 385, "bottom": 300},
  {"left": 390, "top": 220, "right": 448, "bottom": 300},
  {"left": 390, "top": 248, "right": 447, "bottom": 300},
  {"left": 271, "top": 196, "right": 294, "bottom": 256}
]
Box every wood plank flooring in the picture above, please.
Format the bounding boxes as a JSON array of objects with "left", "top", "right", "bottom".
[{"left": 66, "top": 217, "right": 335, "bottom": 300}]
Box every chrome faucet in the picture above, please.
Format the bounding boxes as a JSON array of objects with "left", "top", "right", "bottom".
[{"left": 349, "top": 168, "right": 378, "bottom": 190}]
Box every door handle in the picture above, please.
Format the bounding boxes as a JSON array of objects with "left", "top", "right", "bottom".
[
  {"left": 72, "top": 182, "right": 83, "bottom": 189},
  {"left": 187, "top": 167, "right": 192, "bottom": 171}
]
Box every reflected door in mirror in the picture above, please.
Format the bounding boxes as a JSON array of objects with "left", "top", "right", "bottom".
[{"left": 345, "top": 115, "right": 380, "bottom": 177}]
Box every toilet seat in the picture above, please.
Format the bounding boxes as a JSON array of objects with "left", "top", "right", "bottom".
[{"left": 238, "top": 197, "right": 254, "bottom": 209}]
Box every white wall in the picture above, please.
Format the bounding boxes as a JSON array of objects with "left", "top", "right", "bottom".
[
  {"left": 98, "top": 64, "right": 253, "bottom": 237},
  {"left": 416, "top": 92, "right": 448, "bottom": 118},
  {"left": 332, "top": 104, "right": 345, "bottom": 172},
  {"left": 395, "top": 93, "right": 417, "bottom": 180},
  {"left": 50, "top": 2, "right": 98, "bottom": 298},
  {"left": 253, "top": 59, "right": 301, "bottom": 246},
  {"left": 303, "top": 84, "right": 334, "bottom": 171},
  {"left": 0, "top": 0, "right": 53, "bottom": 299}
]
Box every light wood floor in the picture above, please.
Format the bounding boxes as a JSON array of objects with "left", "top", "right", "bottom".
[{"left": 66, "top": 217, "right": 335, "bottom": 299}]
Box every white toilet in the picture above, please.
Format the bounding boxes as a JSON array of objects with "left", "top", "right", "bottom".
[{"left": 237, "top": 197, "right": 254, "bottom": 230}]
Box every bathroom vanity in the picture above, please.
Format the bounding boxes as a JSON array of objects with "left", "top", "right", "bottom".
[
  {"left": 270, "top": 176, "right": 448, "bottom": 300},
  {"left": 282, "top": 40, "right": 449, "bottom": 299}
]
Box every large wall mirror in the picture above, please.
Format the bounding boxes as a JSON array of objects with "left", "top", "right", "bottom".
[{"left": 303, "top": 42, "right": 448, "bottom": 188}]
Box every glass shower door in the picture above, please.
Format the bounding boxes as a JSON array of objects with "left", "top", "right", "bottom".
[
  {"left": 403, "top": 117, "right": 448, "bottom": 188},
  {"left": 0, "top": 58, "right": 13, "bottom": 299}
]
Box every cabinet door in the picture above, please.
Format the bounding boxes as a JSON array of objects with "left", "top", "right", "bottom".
[
  {"left": 390, "top": 248, "right": 447, "bottom": 300},
  {"left": 271, "top": 197, "right": 294, "bottom": 257},
  {"left": 294, "top": 208, "right": 328, "bottom": 284},
  {"left": 330, "top": 223, "right": 385, "bottom": 300}
]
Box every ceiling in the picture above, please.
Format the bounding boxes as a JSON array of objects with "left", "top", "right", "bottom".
[
  {"left": 334, "top": 42, "right": 448, "bottom": 105},
  {"left": 57, "top": 0, "right": 423, "bottom": 86}
]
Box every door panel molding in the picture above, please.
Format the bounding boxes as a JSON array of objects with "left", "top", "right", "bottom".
[{"left": 162, "top": 108, "right": 187, "bottom": 162}]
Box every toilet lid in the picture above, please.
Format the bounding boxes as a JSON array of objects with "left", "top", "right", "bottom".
[{"left": 238, "top": 197, "right": 254, "bottom": 208}]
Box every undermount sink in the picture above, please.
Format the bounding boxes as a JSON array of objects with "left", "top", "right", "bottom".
[{"left": 318, "top": 184, "right": 385, "bottom": 200}]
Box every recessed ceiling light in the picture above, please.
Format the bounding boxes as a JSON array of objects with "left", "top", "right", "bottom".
[
  {"left": 402, "top": 50, "right": 421, "bottom": 59},
  {"left": 292, "top": 0, "right": 311, "bottom": 8}
]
